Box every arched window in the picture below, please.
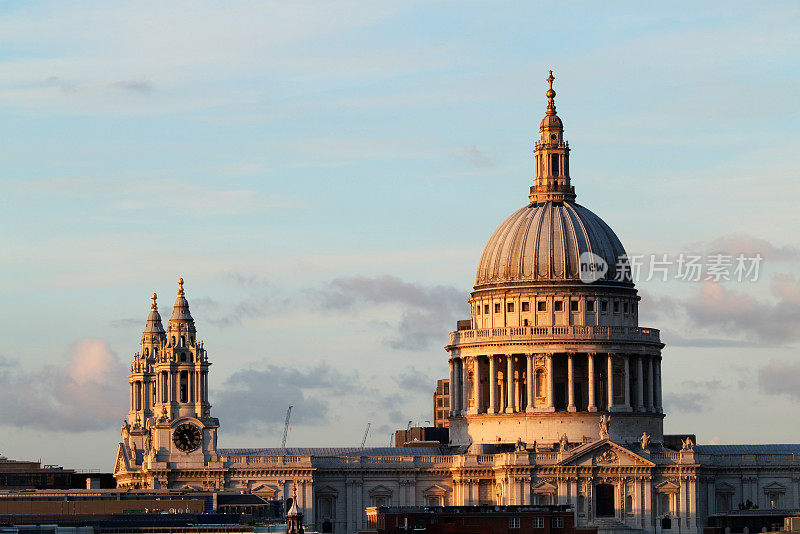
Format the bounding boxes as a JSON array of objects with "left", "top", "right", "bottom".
[
  {"left": 180, "top": 336, "right": 185, "bottom": 347},
  {"left": 535, "top": 369, "right": 546, "bottom": 397},
  {"left": 626, "top": 494, "right": 633, "bottom": 516}
]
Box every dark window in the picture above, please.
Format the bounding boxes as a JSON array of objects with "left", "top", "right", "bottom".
[
  {"left": 537, "top": 301, "right": 547, "bottom": 312},
  {"left": 476, "top": 306, "right": 480, "bottom": 315},
  {"left": 507, "top": 302, "right": 514, "bottom": 312},
  {"left": 601, "top": 300, "right": 608, "bottom": 312},
  {"left": 494, "top": 303, "right": 501, "bottom": 313},
  {"left": 551, "top": 153, "right": 559, "bottom": 175},
  {"left": 554, "top": 301, "right": 563, "bottom": 311},
  {"left": 570, "top": 300, "right": 579, "bottom": 312},
  {"left": 553, "top": 517, "right": 564, "bottom": 528},
  {"left": 522, "top": 301, "right": 530, "bottom": 312},
  {"left": 587, "top": 300, "right": 595, "bottom": 312},
  {"left": 624, "top": 302, "right": 629, "bottom": 313},
  {"left": 484, "top": 304, "right": 489, "bottom": 314},
  {"left": 614, "top": 301, "right": 620, "bottom": 313}
]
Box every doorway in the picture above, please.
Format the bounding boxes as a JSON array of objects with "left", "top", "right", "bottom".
[{"left": 596, "top": 484, "right": 615, "bottom": 517}]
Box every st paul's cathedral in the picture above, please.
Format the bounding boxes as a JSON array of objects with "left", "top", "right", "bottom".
[{"left": 113, "top": 73, "right": 800, "bottom": 534}]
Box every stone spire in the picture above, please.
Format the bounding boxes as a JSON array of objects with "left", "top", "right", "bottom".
[
  {"left": 143, "top": 292, "right": 165, "bottom": 336},
  {"left": 529, "top": 70, "right": 575, "bottom": 204},
  {"left": 168, "top": 277, "right": 196, "bottom": 345}
]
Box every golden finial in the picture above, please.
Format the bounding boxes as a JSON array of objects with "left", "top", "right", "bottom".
[
  {"left": 546, "top": 70, "right": 557, "bottom": 115},
  {"left": 151, "top": 292, "right": 158, "bottom": 311},
  {"left": 178, "top": 277, "right": 184, "bottom": 296}
]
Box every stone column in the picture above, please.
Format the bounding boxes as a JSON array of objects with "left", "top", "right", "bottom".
[
  {"left": 624, "top": 355, "right": 631, "bottom": 411},
  {"left": 644, "top": 479, "right": 653, "bottom": 530},
  {"left": 506, "top": 355, "right": 516, "bottom": 413},
  {"left": 647, "top": 357, "right": 655, "bottom": 412},
  {"left": 588, "top": 353, "right": 597, "bottom": 412},
  {"left": 707, "top": 478, "right": 715, "bottom": 517},
  {"left": 449, "top": 359, "right": 456, "bottom": 416},
  {"left": 607, "top": 354, "right": 615, "bottom": 411},
  {"left": 462, "top": 358, "right": 470, "bottom": 415},
  {"left": 546, "top": 354, "right": 555, "bottom": 411},
  {"left": 636, "top": 356, "right": 645, "bottom": 412},
  {"left": 526, "top": 354, "right": 535, "bottom": 412},
  {"left": 468, "top": 358, "right": 479, "bottom": 415},
  {"left": 568, "top": 353, "right": 576, "bottom": 412},
  {"left": 655, "top": 358, "right": 663, "bottom": 413},
  {"left": 454, "top": 359, "right": 462, "bottom": 415},
  {"left": 356, "top": 481, "right": 364, "bottom": 530},
  {"left": 489, "top": 356, "right": 497, "bottom": 414},
  {"left": 475, "top": 357, "right": 484, "bottom": 414}
]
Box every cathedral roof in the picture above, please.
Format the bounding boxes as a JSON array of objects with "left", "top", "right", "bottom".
[
  {"left": 475, "top": 201, "right": 629, "bottom": 287},
  {"left": 218, "top": 447, "right": 446, "bottom": 457},
  {"left": 474, "top": 71, "right": 630, "bottom": 289}
]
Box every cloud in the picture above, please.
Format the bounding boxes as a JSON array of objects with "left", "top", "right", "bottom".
[
  {"left": 663, "top": 380, "right": 723, "bottom": 413},
  {"left": 214, "top": 362, "right": 363, "bottom": 435},
  {"left": 394, "top": 367, "right": 436, "bottom": 393},
  {"left": 321, "top": 275, "right": 468, "bottom": 350},
  {"left": 0, "top": 339, "right": 127, "bottom": 432},
  {"left": 459, "top": 145, "right": 492, "bottom": 168},
  {"left": 645, "top": 276, "right": 800, "bottom": 346},
  {"left": 194, "top": 295, "right": 275, "bottom": 327},
  {"left": 704, "top": 234, "right": 799, "bottom": 262},
  {"left": 757, "top": 360, "right": 800, "bottom": 402},
  {"left": 14, "top": 176, "right": 293, "bottom": 217},
  {"left": 112, "top": 79, "right": 154, "bottom": 93}
]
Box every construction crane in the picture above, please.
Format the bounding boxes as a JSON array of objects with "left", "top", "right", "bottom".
[
  {"left": 281, "top": 406, "right": 293, "bottom": 448},
  {"left": 361, "top": 422, "right": 371, "bottom": 448}
]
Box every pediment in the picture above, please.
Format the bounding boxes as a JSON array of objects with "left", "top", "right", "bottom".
[
  {"left": 655, "top": 480, "right": 681, "bottom": 493},
  {"left": 763, "top": 482, "right": 787, "bottom": 493},
  {"left": 113, "top": 443, "right": 129, "bottom": 474},
  {"left": 251, "top": 482, "right": 281, "bottom": 495},
  {"left": 316, "top": 484, "right": 339, "bottom": 497},
  {"left": 532, "top": 480, "right": 558, "bottom": 494},
  {"left": 423, "top": 484, "right": 449, "bottom": 496},
  {"left": 559, "top": 439, "right": 655, "bottom": 467},
  {"left": 369, "top": 484, "right": 394, "bottom": 497},
  {"left": 716, "top": 482, "right": 736, "bottom": 494}
]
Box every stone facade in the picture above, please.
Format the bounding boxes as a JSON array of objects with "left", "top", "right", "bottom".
[{"left": 113, "top": 73, "right": 798, "bottom": 534}]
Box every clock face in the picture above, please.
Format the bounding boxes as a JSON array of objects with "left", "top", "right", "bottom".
[{"left": 172, "top": 423, "right": 202, "bottom": 452}]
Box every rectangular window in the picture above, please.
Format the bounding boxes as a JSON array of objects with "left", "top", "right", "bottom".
[
  {"left": 533, "top": 517, "right": 545, "bottom": 529},
  {"left": 624, "top": 302, "right": 629, "bottom": 313},
  {"left": 476, "top": 306, "right": 480, "bottom": 315},
  {"left": 587, "top": 300, "right": 595, "bottom": 312},
  {"left": 509, "top": 517, "right": 521, "bottom": 529},
  {"left": 613, "top": 301, "right": 620, "bottom": 313},
  {"left": 484, "top": 304, "right": 490, "bottom": 314},
  {"left": 495, "top": 303, "right": 501, "bottom": 313},
  {"left": 507, "top": 302, "right": 514, "bottom": 312},
  {"left": 522, "top": 301, "right": 530, "bottom": 312},
  {"left": 554, "top": 301, "right": 563, "bottom": 312},
  {"left": 537, "top": 301, "right": 547, "bottom": 312},
  {"left": 570, "top": 300, "right": 579, "bottom": 312},
  {"left": 601, "top": 300, "right": 608, "bottom": 312},
  {"left": 443, "top": 383, "right": 449, "bottom": 394},
  {"left": 553, "top": 517, "right": 564, "bottom": 528}
]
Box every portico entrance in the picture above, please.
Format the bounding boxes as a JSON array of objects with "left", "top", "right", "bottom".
[{"left": 596, "top": 484, "right": 615, "bottom": 517}]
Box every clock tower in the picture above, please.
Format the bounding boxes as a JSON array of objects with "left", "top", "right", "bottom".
[{"left": 115, "top": 278, "right": 223, "bottom": 490}]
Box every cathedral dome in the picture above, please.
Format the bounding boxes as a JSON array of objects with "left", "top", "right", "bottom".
[{"left": 475, "top": 201, "right": 628, "bottom": 287}]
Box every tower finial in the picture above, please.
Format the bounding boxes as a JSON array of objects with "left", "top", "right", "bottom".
[
  {"left": 178, "top": 277, "right": 184, "bottom": 296},
  {"left": 546, "top": 70, "right": 556, "bottom": 115},
  {"left": 151, "top": 292, "right": 158, "bottom": 311}
]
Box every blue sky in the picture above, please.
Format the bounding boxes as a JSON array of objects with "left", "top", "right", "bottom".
[{"left": 0, "top": 1, "right": 798, "bottom": 470}]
